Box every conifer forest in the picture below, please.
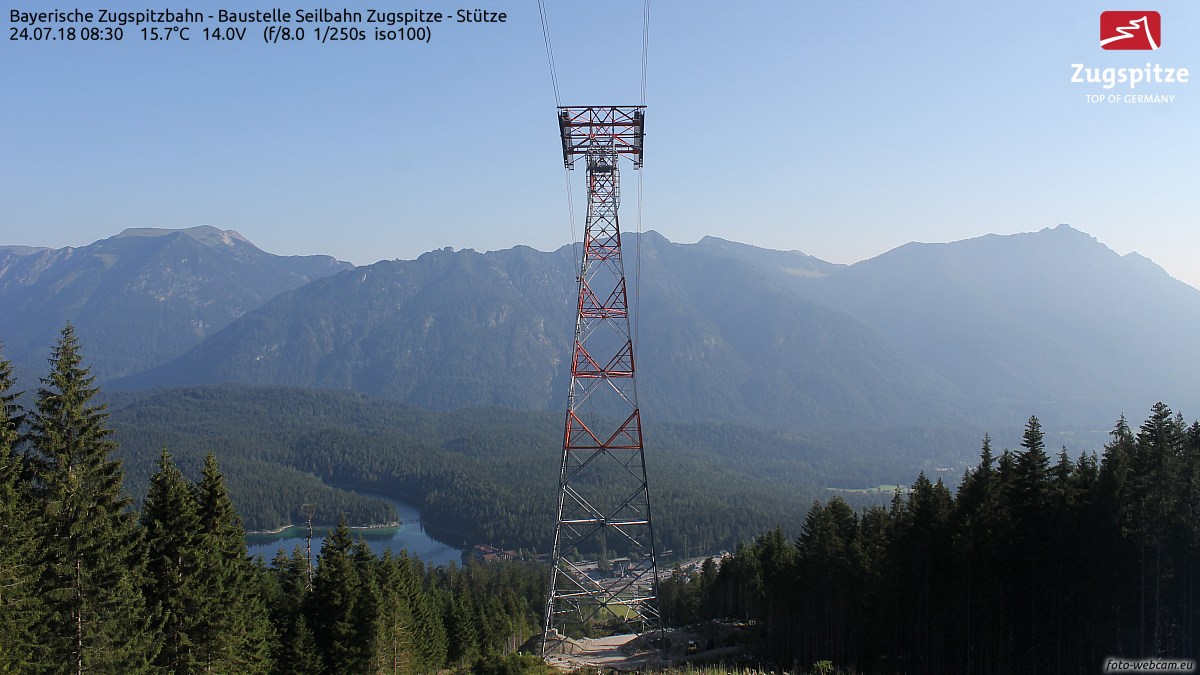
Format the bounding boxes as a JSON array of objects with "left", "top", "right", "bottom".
[
  {"left": 660, "top": 411, "right": 1200, "bottom": 673},
  {"left": 0, "top": 328, "right": 545, "bottom": 674},
  {"left": 2, "top": 326, "right": 1198, "bottom": 673}
]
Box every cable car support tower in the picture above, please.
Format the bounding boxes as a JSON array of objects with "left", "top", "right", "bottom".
[{"left": 542, "top": 106, "right": 663, "bottom": 654}]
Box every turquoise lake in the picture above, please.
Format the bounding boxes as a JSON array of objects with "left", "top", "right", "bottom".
[{"left": 245, "top": 492, "right": 462, "bottom": 567}]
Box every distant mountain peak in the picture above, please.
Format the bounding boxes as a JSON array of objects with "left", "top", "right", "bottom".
[
  {"left": 1121, "top": 250, "right": 1170, "bottom": 275},
  {"left": 113, "top": 225, "right": 255, "bottom": 249},
  {"left": 0, "top": 226, "right": 352, "bottom": 381},
  {"left": 696, "top": 234, "right": 800, "bottom": 253},
  {"left": 1041, "top": 223, "right": 1096, "bottom": 240},
  {"left": 687, "top": 234, "right": 845, "bottom": 279}
]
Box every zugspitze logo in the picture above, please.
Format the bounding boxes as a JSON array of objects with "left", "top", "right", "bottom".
[{"left": 1101, "top": 11, "right": 1161, "bottom": 50}]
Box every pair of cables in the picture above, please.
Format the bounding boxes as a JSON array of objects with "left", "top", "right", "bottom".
[{"left": 536, "top": 0, "right": 651, "bottom": 345}]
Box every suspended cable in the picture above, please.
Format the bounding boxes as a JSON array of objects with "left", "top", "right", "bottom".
[
  {"left": 538, "top": 0, "right": 652, "bottom": 301},
  {"left": 640, "top": 0, "right": 651, "bottom": 105},
  {"left": 564, "top": 166, "right": 579, "bottom": 267},
  {"left": 633, "top": 166, "right": 643, "bottom": 353},
  {"left": 536, "top": 0, "right": 561, "bottom": 107},
  {"left": 635, "top": 0, "right": 650, "bottom": 353},
  {"left": 535, "top": 1, "right": 576, "bottom": 260}
]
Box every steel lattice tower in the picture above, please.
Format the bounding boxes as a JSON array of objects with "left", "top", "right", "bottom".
[{"left": 543, "top": 106, "right": 662, "bottom": 653}]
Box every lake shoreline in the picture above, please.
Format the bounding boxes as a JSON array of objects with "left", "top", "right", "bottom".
[
  {"left": 243, "top": 488, "right": 463, "bottom": 567},
  {"left": 245, "top": 521, "right": 402, "bottom": 536}
]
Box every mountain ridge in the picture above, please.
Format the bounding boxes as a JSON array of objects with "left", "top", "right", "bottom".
[
  {"left": 112, "top": 225, "right": 255, "bottom": 247},
  {"left": 797, "top": 224, "right": 1200, "bottom": 427},
  {"left": 6, "top": 224, "right": 1195, "bottom": 432},
  {"left": 0, "top": 227, "right": 352, "bottom": 380},
  {"left": 114, "top": 230, "right": 974, "bottom": 430}
]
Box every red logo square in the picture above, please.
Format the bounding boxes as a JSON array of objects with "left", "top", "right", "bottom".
[{"left": 1101, "top": 11, "right": 1161, "bottom": 50}]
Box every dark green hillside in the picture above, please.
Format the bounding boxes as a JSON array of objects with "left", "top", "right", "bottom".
[{"left": 104, "top": 385, "right": 976, "bottom": 552}]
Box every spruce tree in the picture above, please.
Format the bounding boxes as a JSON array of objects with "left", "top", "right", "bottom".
[
  {"left": 394, "top": 551, "right": 448, "bottom": 671},
  {"left": 1013, "top": 416, "right": 1052, "bottom": 673},
  {"left": 1097, "top": 415, "right": 1140, "bottom": 654},
  {"left": 797, "top": 500, "right": 857, "bottom": 666},
  {"left": 954, "top": 435, "right": 1008, "bottom": 673},
  {"left": 141, "top": 447, "right": 202, "bottom": 672},
  {"left": 753, "top": 526, "right": 797, "bottom": 660},
  {"left": 1099, "top": 415, "right": 1137, "bottom": 538},
  {"left": 194, "top": 453, "right": 274, "bottom": 673},
  {"left": 447, "top": 586, "right": 480, "bottom": 666},
  {"left": 351, "top": 539, "right": 381, "bottom": 666},
  {"left": 370, "top": 552, "right": 415, "bottom": 675},
  {"left": 271, "top": 547, "right": 318, "bottom": 675},
  {"left": 1015, "top": 415, "right": 1051, "bottom": 518},
  {"left": 25, "top": 325, "right": 156, "bottom": 673},
  {"left": 1187, "top": 420, "right": 1200, "bottom": 658},
  {"left": 1131, "top": 403, "right": 1185, "bottom": 656},
  {"left": 896, "top": 473, "right": 954, "bottom": 673},
  {"left": 0, "top": 348, "right": 42, "bottom": 672},
  {"left": 279, "top": 615, "right": 323, "bottom": 675},
  {"left": 308, "top": 516, "right": 369, "bottom": 674}
]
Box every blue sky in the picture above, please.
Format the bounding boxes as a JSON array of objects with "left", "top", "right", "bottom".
[{"left": 3, "top": 1, "right": 1198, "bottom": 288}]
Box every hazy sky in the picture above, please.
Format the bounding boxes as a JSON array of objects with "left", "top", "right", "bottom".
[{"left": 3, "top": 1, "right": 1198, "bottom": 288}]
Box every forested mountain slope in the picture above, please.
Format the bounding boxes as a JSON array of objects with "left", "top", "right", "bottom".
[
  {"left": 117, "top": 233, "right": 972, "bottom": 430},
  {"left": 0, "top": 226, "right": 350, "bottom": 380},
  {"left": 103, "top": 385, "right": 982, "bottom": 551}
]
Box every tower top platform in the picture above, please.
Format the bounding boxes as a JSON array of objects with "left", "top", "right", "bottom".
[{"left": 558, "top": 106, "right": 645, "bottom": 169}]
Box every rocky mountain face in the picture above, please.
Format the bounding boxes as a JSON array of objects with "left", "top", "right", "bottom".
[
  {"left": 131, "top": 234, "right": 957, "bottom": 428},
  {"left": 7, "top": 224, "right": 1194, "bottom": 432},
  {"left": 0, "top": 226, "right": 351, "bottom": 380}
]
